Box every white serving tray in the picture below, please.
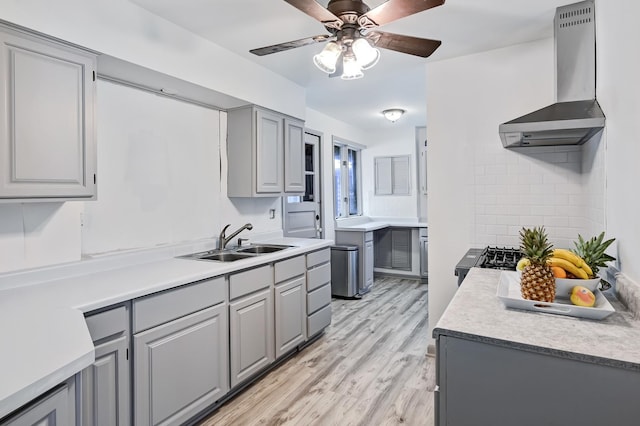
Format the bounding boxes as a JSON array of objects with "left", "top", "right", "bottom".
[{"left": 497, "top": 271, "right": 615, "bottom": 320}]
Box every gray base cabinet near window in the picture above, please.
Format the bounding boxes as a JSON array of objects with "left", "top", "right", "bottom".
[
  {"left": 0, "top": 24, "right": 97, "bottom": 202},
  {"left": 133, "top": 277, "right": 228, "bottom": 426}
]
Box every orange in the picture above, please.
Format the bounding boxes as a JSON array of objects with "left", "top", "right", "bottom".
[{"left": 551, "top": 266, "right": 567, "bottom": 278}]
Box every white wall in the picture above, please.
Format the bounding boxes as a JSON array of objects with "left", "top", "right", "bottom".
[
  {"left": 361, "top": 127, "right": 420, "bottom": 219},
  {"left": 596, "top": 0, "right": 640, "bottom": 283},
  {"left": 425, "top": 37, "right": 607, "bottom": 341}
]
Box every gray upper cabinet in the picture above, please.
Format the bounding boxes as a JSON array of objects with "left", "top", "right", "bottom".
[
  {"left": 283, "top": 118, "right": 305, "bottom": 193},
  {"left": 227, "top": 105, "right": 304, "bottom": 197},
  {"left": 82, "top": 304, "right": 131, "bottom": 426},
  {"left": 0, "top": 25, "right": 96, "bottom": 202}
]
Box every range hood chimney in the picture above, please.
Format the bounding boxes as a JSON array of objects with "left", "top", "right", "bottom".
[{"left": 499, "top": 0, "right": 605, "bottom": 148}]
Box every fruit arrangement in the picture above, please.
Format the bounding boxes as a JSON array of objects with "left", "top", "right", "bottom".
[{"left": 517, "top": 230, "right": 616, "bottom": 308}]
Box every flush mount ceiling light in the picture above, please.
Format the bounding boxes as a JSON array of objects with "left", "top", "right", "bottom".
[
  {"left": 249, "top": 0, "right": 444, "bottom": 81},
  {"left": 382, "top": 109, "right": 406, "bottom": 123}
]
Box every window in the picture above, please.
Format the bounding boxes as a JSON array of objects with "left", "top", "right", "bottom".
[
  {"left": 334, "top": 139, "right": 362, "bottom": 218},
  {"left": 374, "top": 155, "right": 411, "bottom": 195}
]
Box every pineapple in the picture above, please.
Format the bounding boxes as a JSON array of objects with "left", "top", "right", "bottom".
[
  {"left": 573, "top": 232, "right": 616, "bottom": 277},
  {"left": 519, "top": 226, "right": 555, "bottom": 302}
]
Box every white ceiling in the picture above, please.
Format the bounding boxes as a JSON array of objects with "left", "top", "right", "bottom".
[{"left": 130, "top": 0, "right": 571, "bottom": 131}]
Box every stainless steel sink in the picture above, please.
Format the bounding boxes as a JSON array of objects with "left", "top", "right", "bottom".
[
  {"left": 178, "top": 244, "right": 293, "bottom": 263},
  {"left": 198, "top": 252, "right": 254, "bottom": 262},
  {"left": 236, "top": 244, "right": 292, "bottom": 254}
]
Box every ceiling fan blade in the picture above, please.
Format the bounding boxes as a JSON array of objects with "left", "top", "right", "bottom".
[
  {"left": 363, "top": 0, "right": 445, "bottom": 27},
  {"left": 283, "top": 0, "right": 342, "bottom": 27},
  {"left": 373, "top": 32, "right": 442, "bottom": 58},
  {"left": 250, "top": 35, "right": 333, "bottom": 56}
]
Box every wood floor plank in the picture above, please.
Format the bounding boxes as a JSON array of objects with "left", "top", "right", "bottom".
[{"left": 197, "top": 277, "right": 435, "bottom": 426}]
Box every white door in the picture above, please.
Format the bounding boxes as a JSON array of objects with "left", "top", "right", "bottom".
[{"left": 283, "top": 131, "right": 322, "bottom": 238}]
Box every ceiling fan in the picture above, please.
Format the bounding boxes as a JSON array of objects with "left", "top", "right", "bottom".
[{"left": 250, "top": 0, "right": 445, "bottom": 79}]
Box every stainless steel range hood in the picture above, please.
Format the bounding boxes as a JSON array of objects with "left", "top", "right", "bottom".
[{"left": 500, "top": 0, "right": 605, "bottom": 148}]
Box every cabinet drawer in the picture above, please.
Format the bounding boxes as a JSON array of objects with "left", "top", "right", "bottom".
[
  {"left": 133, "top": 276, "right": 225, "bottom": 333},
  {"left": 307, "top": 283, "right": 331, "bottom": 315},
  {"left": 85, "top": 304, "right": 128, "bottom": 342},
  {"left": 275, "top": 256, "right": 305, "bottom": 283},
  {"left": 307, "top": 304, "right": 331, "bottom": 337},
  {"left": 307, "top": 249, "right": 330, "bottom": 269},
  {"left": 229, "top": 265, "right": 272, "bottom": 300},
  {"left": 307, "top": 262, "right": 330, "bottom": 292}
]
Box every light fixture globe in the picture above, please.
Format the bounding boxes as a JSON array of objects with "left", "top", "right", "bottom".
[
  {"left": 313, "top": 41, "right": 342, "bottom": 74},
  {"left": 341, "top": 51, "right": 364, "bottom": 80},
  {"left": 352, "top": 38, "right": 380, "bottom": 70},
  {"left": 382, "top": 108, "right": 406, "bottom": 122}
]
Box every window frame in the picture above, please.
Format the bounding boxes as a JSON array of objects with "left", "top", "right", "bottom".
[{"left": 332, "top": 136, "right": 364, "bottom": 219}]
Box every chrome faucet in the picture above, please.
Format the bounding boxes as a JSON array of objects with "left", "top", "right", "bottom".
[{"left": 218, "top": 223, "right": 253, "bottom": 250}]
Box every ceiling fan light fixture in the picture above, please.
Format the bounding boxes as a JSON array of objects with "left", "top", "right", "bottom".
[
  {"left": 352, "top": 38, "right": 380, "bottom": 70},
  {"left": 313, "top": 41, "right": 342, "bottom": 74},
  {"left": 382, "top": 108, "right": 406, "bottom": 122},
  {"left": 341, "top": 52, "right": 364, "bottom": 80}
]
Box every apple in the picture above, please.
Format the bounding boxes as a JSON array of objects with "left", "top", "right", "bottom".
[{"left": 570, "top": 286, "right": 596, "bottom": 307}]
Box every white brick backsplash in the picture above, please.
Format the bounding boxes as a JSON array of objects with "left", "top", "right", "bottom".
[{"left": 471, "top": 142, "right": 604, "bottom": 248}]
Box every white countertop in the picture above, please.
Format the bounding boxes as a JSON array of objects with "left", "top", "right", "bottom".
[
  {"left": 433, "top": 268, "right": 640, "bottom": 370},
  {"left": 0, "top": 237, "right": 332, "bottom": 419},
  {"left": 334, "top": 217, "right": 427, "bottom": 232}
]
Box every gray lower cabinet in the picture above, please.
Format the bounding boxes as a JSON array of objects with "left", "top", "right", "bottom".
[
  {"left": 229, "top": 288, "right": 275, "bottom": 387},
  {"left": 134, "top": 303, "right": 228, "bottom": 425},
  {"left": 436, "top": 335, "right": 640, "bottom": 426},
  {"left": 1, "top": 377, "right": 76, "bottom": 426},
  {"left": 0, "top": 24, "right": 97, "bottom": 201},
  {"left": 374, "top": 228, "right": 412, "bottom": 271},
  {"left": 274, "top": 256, "right": 307, "bottom": 358},
  {"left": 229, "top": 264, "right": 275, "bottom": 388},
  {"left": 306, "top": 249, "right": 332, "bottom": 337},
  {"left": 82, "top": 304, "right": 130, "bottom": 426}
]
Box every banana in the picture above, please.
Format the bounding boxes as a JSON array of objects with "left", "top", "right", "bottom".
[
  {"left": 552, "top": 249, "right": 594, "bottom": 277},
  {"left": 548, "top": 257, "right": 589, "bottom": 279}
]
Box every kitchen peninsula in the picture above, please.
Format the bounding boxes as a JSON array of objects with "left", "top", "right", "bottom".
[{"left": 433, "top": 268, "right": 640, "bottom": 426}]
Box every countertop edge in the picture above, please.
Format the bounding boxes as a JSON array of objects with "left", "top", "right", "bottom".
[{"left": 432, "top": 327, "right": 640, "bottom": 372}]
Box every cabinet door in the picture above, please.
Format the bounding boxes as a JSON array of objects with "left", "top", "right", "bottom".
[
  {"left": 2, "top": 379, "right": 74, "bottom": 426},
  {"left": 255, "top": 109, "right": 283, "bottom": 193},
  {"left": 230, "top": 288, "right": 275, "bottom": 388},
  {"left": 275, "top": 276, "right": 306, "bottom": 358},
  {"left": 374, "top": 228, "right": 392, "bottom": 269},
  {"left": 81, "top": 335, "right": 130, "bottom": 426},
  {"left": 134, "top": 304, "right": 228, "bottom": 426},
  {"left": 391, "top": 228, "right": 412, "bottom": 271},
  {"left": 364, "top": 240, "right": 374, "bottom": 292},
  {"left": 283, "top": 118, "right": 304, "bottom": 193},
  {"left": 0, "top": 29, "right": 96, "bottom": 200}
]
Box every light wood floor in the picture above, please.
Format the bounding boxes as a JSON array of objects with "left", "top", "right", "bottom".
[{"left": 199, "top": 276, "right": 435, "bottom": 426}]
